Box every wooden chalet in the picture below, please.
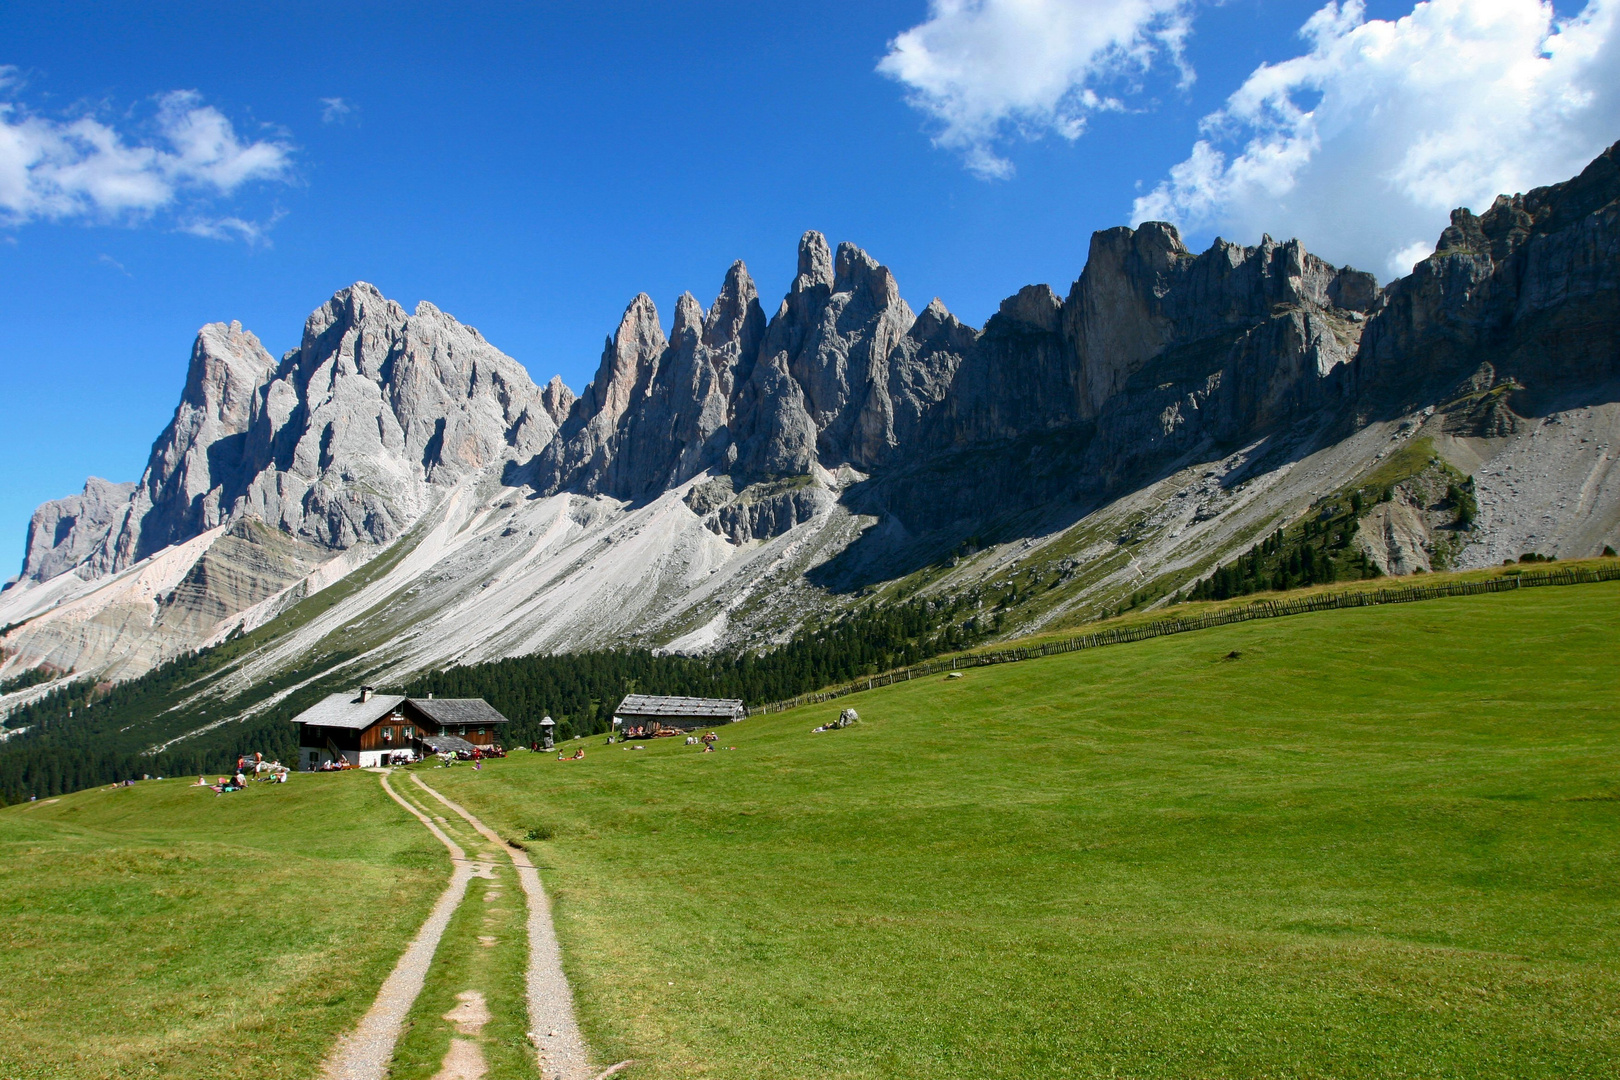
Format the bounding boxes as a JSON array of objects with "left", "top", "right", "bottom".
[
  {"left": 613, "top": 693, "right": 745, "bottom": 735},
  {"left": 292, "top": 686, "right": 512, "bottom": 769}
]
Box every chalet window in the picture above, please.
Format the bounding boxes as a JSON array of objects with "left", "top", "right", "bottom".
[
  {"left": 478, "top": 727, "right": 486, "bottom": 736},
  {"left": 382, "top": 726, "right": 393, "bottom": 741},
  {"left": 404, "top": 726, "right": 414, "bottom": 738}
]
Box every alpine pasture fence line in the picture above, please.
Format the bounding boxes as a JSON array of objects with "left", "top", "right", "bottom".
[{"left": 744, "top": 564, "right": 1620, "bottom": 717}]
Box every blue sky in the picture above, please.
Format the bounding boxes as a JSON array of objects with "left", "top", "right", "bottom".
[{"left": 2, "top": 0, "right": 1616, "bottom": 577}]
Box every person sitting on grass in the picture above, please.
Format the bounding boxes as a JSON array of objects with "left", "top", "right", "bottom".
[{"left": 557, "top": 748, "right": 585, "bottom": 761}]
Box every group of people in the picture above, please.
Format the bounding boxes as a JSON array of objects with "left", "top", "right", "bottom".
[
  {"left": 811, "top": 708, "right": 860, "bottom": 734},
  {"left": 435, "top": 744, "right": 503, "bottom": 769},
  {"left": 621, "top": 723, "right": 682, "bottom": 740},
  {"left": 193, "top": 753, "right": 290, "bottom": 794}
]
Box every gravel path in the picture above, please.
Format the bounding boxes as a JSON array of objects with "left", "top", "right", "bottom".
[
  {"left": 319, "top": 771, "right": 496, "bottom": 1080},
  {"left": 409, "top": 773, "right": 614, "bottom": 1080}
]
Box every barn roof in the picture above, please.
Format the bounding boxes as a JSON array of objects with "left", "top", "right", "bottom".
[
  {"left": 292, "top": 692, "right": 406, "bottom": 731},
  {"left": 409, "top": 698, "right": 511, "bottom": 727},
  {"left": 615, "top": 694, "right": 745, "bottom": 719}
]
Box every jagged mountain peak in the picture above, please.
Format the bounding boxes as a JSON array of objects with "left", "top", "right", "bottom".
[
  {"left": 540, "top": 375, "right": 576, "bottom": 425},
  {"left": 794, "top": 230, "right": 834, "bottom": 292},
  {"left": 833, "top": 242, "right": 902, "bottom": 309},
  {"left": 703, "top": 261, "right": 764, "bottom": 353},
  {"left": 19, "top": 280, "right": 552, "bottom": 584},
  {"left": 672, "top": 291, "right": 705, "bottom": 340},
  {"left": 580, "top": 292, "right": 666, "bottom": 422},
  {"left": 996, "top": 284, "right": 1063, "bottom": 332}
]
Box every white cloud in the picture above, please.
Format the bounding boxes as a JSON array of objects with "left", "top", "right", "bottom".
[
  {"left": 320, "top": 97, "right": 353, "bottom": 124},
  {"left": 1133, "top": 0, "right": 1620, "bottom": 279},
  {"left": 879, "top": 0, "right": 1194, "bottom": 179},
  {"left": 0, "top": 86, "right": 293, "bottom": 234},
  {"left": 179, "top": 210, "right": 284, "bottom": 245}
]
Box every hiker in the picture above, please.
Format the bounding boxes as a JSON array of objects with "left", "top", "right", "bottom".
[
  {"left": 702, "top": 731, "right": 718, "bottom": 748},
  {"left": 234, "top": 770, "right": 246, "bottom": 787}
]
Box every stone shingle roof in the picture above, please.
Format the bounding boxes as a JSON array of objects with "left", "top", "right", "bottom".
[
  {"left": 292, "top": 692, "right": 406, "bottom": 731},
  {"left": 408, "top": 698, "right": 511, "bottom": 727},
  {"left": 615, "top": 694, "right": 744, "bottom": 720},
  {"left": 292, "top": 693, "right": 510, "bottom": 731}
]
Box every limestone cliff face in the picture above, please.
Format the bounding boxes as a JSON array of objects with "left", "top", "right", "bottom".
[
  {"left": 20, "top": 478, "right": 138, "bottom": 585},
  {"left": 761, "top": 233, "right": 918, "bottom": 469},
  {"left": 131, "top": 320, "right": 281, "bottom": 560},
  {"left": 234, "top": 284, "right": 551, "bottom": 551},
  {"left": 535, "top": 262, "right": 768, "bottom": 500},
  {"left": 19, "top": 284, "right": 550, "bottom": 583},
  {"left": 525, "top": 234, "right": 969, "bottom": 532},
  {"left": 1353, "top": 140, "right": 1620, "bottom": 406},
  {"left": 19, "top": 322, "right": 277, "bottom": 584},
  {"left": 941, "top": 225, "right": 1374, "bottom": 450}
]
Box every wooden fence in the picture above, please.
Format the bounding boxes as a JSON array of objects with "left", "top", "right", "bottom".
[{"left": 745, "top": 563, "right": 1620, "bottom": 717}]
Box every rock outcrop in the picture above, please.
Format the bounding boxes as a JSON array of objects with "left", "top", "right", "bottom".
[
  {"left": 20, "top": 285, "right": 552, "bottom": 582},
  {"left": 233, "top": 285, "right": 551, "bottom": 549},
  {"left": 20, "top": 477, "right": 138, "bottom": 585},
  {"left": 1352, "top": 140, "right": 1620, "bottom": 406}
]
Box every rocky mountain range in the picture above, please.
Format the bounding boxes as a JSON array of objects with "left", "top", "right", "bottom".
[{"left": 2, "top": 140, "right": 1616, "bottom": 731}]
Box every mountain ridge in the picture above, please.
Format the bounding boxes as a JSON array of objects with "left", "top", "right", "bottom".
[{"left": 2, "top": 140, "right": 1617, "bottom": 710}]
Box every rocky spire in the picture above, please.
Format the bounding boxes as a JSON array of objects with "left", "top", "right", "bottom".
[
  {"left": 122, "top": 320, "right": 280, "bottom": 561},
  {"left": 540, "top": 375, "right": 575, "bottom": 425},
  {"left": 579, "top": 294, "right": 666, "bottom": 424},
  {"left": 793, "top": 230, "right": 834, "bottom": 293}
]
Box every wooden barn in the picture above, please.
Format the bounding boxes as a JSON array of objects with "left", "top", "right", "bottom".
[
  {"left": 613, "top": 693, "right": 745, "bottom": 735},
  {"left": 291, "top": 687, "right": 511, "bottom": 769}
]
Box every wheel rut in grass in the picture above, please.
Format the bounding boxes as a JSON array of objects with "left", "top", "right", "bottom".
[
  {"left": 318, "top": 771, "right": 496, "bottom": 1080},
  {"left": 409, "top": 772, "right": 614, "bottom": 1080}
]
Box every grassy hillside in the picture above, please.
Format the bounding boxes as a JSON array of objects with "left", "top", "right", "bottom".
[
  {"left": 0, "top": 772, "right": 443, "bottom": 1079},
  {"left": 422, "top": 580, "right": 1620, "bottom": 1079}
]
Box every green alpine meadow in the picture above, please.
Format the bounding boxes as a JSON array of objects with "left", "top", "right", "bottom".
[{"left": 7, "top": 578, "right": 1617, "bottom": 1078}]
